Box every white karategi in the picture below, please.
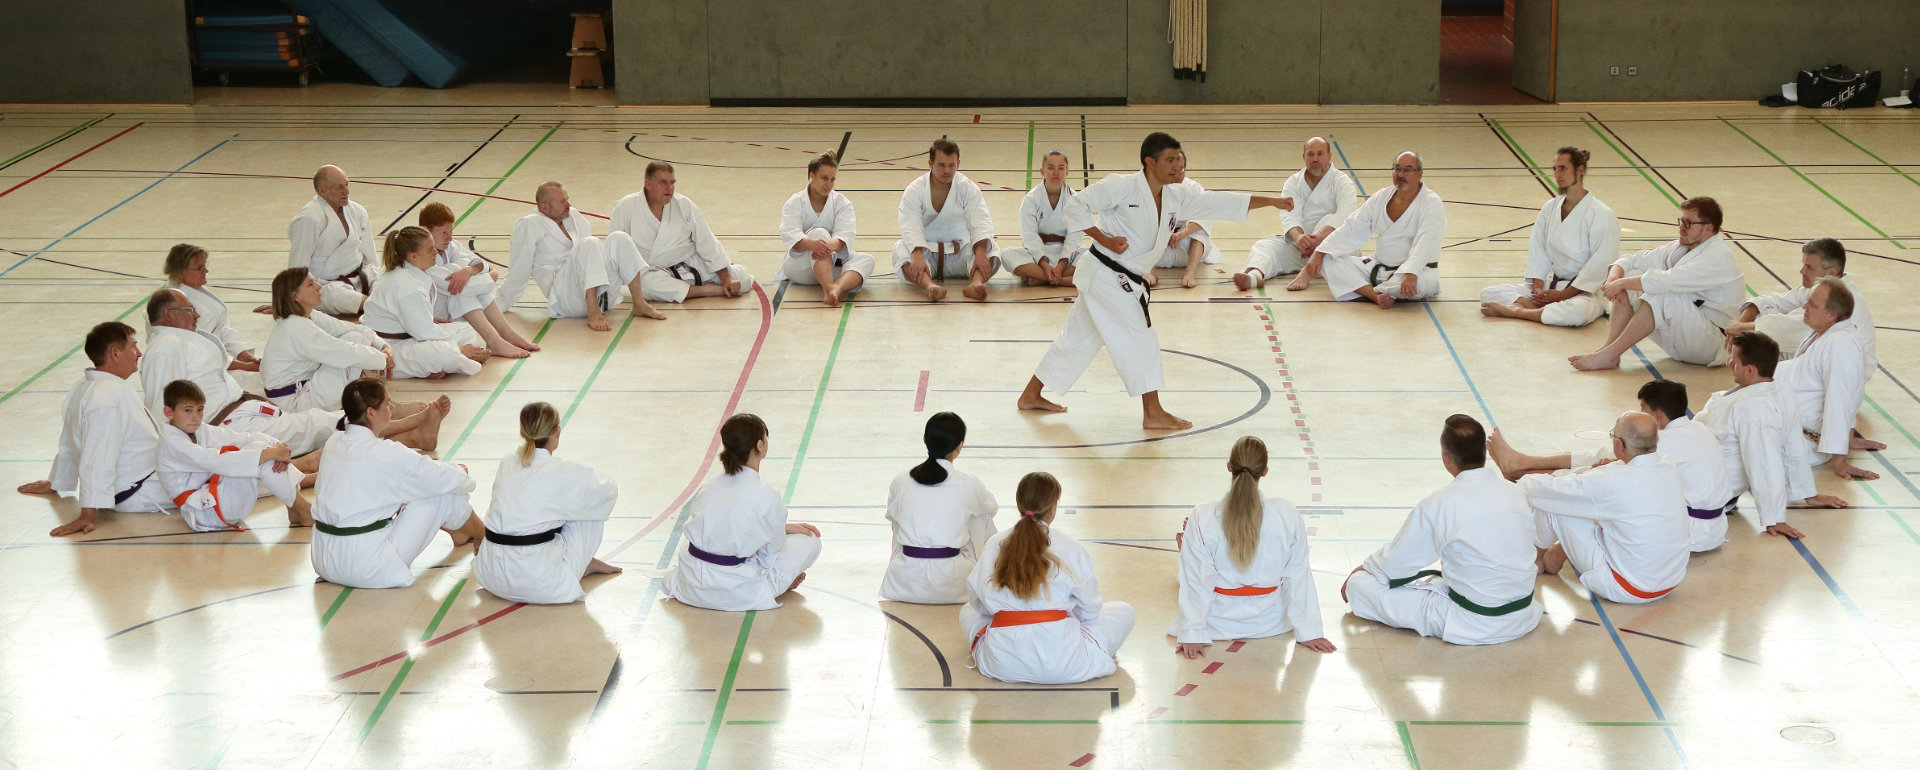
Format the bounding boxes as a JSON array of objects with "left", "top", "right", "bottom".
[
  {"left": 497, "top": 208, "right": 647, "bottom": 318},
  {"left": 158, "top": 423, "right": 302, "bottom": 532},
  {"left": 362, "top": 264, "right": 483, "bottom": 380},
  {"left": 139, "top": 325, "right": 339, "bottom": 456},
  {"left": 1032, "top": 171, "right": 1253, "bottom": 396},
  {"left": 1744, "top": 275, "right": 1876, "bottom": 366},
  {"left": 473, "top": 450, "right": 618, "bottom": 605},
  {"left": 879, "top": 461, "right": 999, "bottom": 605},
  {"left": 1479, "top": 193, "right": 1620, "bottom": 327},
  {"left": 774, "top": 188, "right": 874, "bottom": 289},
  {"left": 1570, "top": 417, "right": 1731, "bottom": 553},
  {"left": 891, "top": 171, "right": 1001, "bottom": 280},
  {"left": 610, "top": 192, "right": 753, "bottom": 302},
  {"left": 288, "top": 196, "right": 379, "bottom": 315},
  {"left": 262, "top": 312, "right": 387, "bottom": 412},
  {"left": 1170, "top": 497, "right": 1323, "bottom": 645},
  {"left": 1152, "top": 178, "right": 1222, "bottom": 268},
  {"left": 47, "top": 370, "right": 171, "bottom": 513},
  {"left": 962, "top": 527, "right": 1134, "bottom": 685},
  {"left": 1002, "top": 182, "right": 1090, "bottom": 272},
  {"left": 1244, "top": 167, "right": 1361, "bottom": 279},
  {"left": 662, "top": 468, "right": 821, "bottom": 612},
  {"left": 310, "top": 425, "right": 475, "bottom": 589},
  {"left": 1612, "top": 235, "right": 1743, "bottom": 366},
  {"left": 1699, "top": 381, "right": 1818, "bottom": 532},
  {"left": 173, "top": 283, "right": 253, "bottom": 357},
  {"left": 1776, "top": 318, "right": 1871, "bottom": 463},
  {"left": 429, "top": 240, "right": 498, "bottom": 322},
  {"left": 1345, "top": 467, "right": 1542, "bottom": 645},
  {"left": 1316, "top": 185, "right": 1447, "bottom": 302},
  {"left": 1520, "top": 454, "right": 1688, "bottom": 604}
]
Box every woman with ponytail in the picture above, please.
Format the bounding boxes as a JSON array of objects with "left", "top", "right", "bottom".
[
  {"left": 880, "top": 412, "right": 999, "bottom": 604},
  {"left": 311, "top": 378, "right": 486, "bottom": 589},
  {"left": 360, "top": 226, "right": 491, "bottom": 379},
  {"left": 1171, "top": 436, "right": 1334, "bottom": 658},
  {"left": 474, "top": 401, "right": 622, "bottom": 604},
  {"left": 663, "top": 414, "right": 823, "bottom": 611},
  {"left": 962, "top": 472, "right": 1134, "bottom": 684}
]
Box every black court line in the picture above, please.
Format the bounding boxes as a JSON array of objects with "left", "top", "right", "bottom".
[
  {"left": 380, "top": 114, "right": 518, "bottom": 235},
  {"left": 1566, "top": 617, "right": 1759, "bottom": 666},
  {"left": 1079, "top": 114, "right": 1091, "bottom": 187},
  {"left": 106, "top": 584, "right": 306, "bottom": 639},
  {"left": 809, "top": 586, "right": 953, "bottom": 688},
  {"left": 967, "top": 346, "right": 1272, "bottom": 450},
  {"left": 770, "top": 279, "right": 790, "bottom": 315},
  {"left": 835, "top": 131, "right": 851, "bottom": 164},
  {"left": 1482, "top": 113, "right": 1556, "bottom": 196},
  {"left": 0, "top": 114, "right": 110, "bottom": 172},
  {"left": 1089, "top": 541, "right": 1178, "bottom": 553}
]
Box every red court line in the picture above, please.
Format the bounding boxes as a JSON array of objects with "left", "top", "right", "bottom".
[
  {"left": 1067, "top": 753, "right": 1094, "bottom": 767},
  {"left": 1226, "top": 640, "right": 1245, "bottom": 652},
  {"left": 323, "top": 283, "right": 775, "bottom": 682},
  {"left": 0, "top": 123, "right": 143, "bottom": 199},
  {"left": 1201, "top": 661, "right": 1223, "bottom": 675},
  {"left": 60, "top": 168, "right": 610, "bottom": 219},
  {"left": 914, "top": 370, "right": 929, "bottom": 411},
  {"left": 1174, "top": 683, "right": 1197, "bottom": 696}
]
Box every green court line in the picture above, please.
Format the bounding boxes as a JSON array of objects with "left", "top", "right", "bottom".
[
  {"left": 782, "top": 302, "right": 852, "bottom": 503},
  {"left": 1396, "top": 720, "right": 1421, "bottom": 770},
  {"left": 926, "top": 719, "right": 1103, "bottom": 725},
  {"left": 1486, "top": 118, "right": 1552, "bottom": 189},
  {"left": 359, "top": 576, "right": 468, "bottom": 741},
  {"left": 455, "top": 122, "right": 563, "bottom": 226},
  {"left": 1147, "top": 719, "right": 1306, "bottom": 725},
  {"left": 1581, "top": 118, "right": 1682, "bottom": 209},
  {"left": 438, "top": 320, "right": 553, "bottom": 461},
  {"left": 318, "top": 587, "right": 354, "bottom": 628},
  {"left": 696, "top": 610, "right": 757, "bottom": 769},
  {"left": 0, "top": 116, "right": 103, "bottom": 169},
  {"left": 1407, "top": 720, "right": 1676, "bottom": 727},
  {"left": 1719, "top": 118, "right": 1904, "bottom": 249},
  {"left": 0, "top": 297, "right": 149, "bottom": 407},
  {"left": 1808, "top": 117, "right": 1920, "bottom": 190},
  {"left": 1025, "top": 120, "right": 1036, "bottom": 188},
  {"left": 1861, "top": 394, "right": 1920, "bottom": 454},
  {"left": 1887, "top": 510, "right": 1920, "bottom": 549},
  {"left": 560, "top": 313, "right": 640, "bottom": 425}
]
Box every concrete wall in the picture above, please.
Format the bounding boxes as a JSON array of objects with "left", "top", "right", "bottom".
[
  {"left": 613, "top": 0, "right": 709, "bottom": 105},
  {"left": 1555, "top": 0, "right": 1920, "bottom": 101},
  {"left": 1125, "top": 0, "right": 1321, "bottom": 105},
  {"left": 1319, "top": 0, "right": 1439, "bottom": 104},
  {"left": 0, "top": 0, "right": 191, "bottom": 104},
  {"left": 1509, "top": 0, "right": 1551, "bottom": 101}
]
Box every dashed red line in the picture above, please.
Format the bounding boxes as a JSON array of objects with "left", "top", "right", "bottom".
[
  {"left": 1147, "top": 706, "right": 1168, "bottom": 719},
  {"left": 1202, "top": 661, "right": 1223, "bottom": 674},
  {"left": 1068, "top": 753, "right": 1094, "bottom": 767},
  {"left": 1226, "top": 640, "right": 1246, "bottom": 653},
  {"left": 1258, "top": 299, "right": 1322, "bottom": 502},
  {"left": 1175, "top": 683, "right": 1198, "bottom": 697}
]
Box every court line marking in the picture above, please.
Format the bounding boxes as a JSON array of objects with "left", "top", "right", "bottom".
[
  {"left": 0, "top": 121, "right": 140, "bottom": 202},
  {"left": 1719, "top": 118, "right": 1904, "bottom": 250},
  {"left": 360, "top": 577, "right": 469, "bottom": 741},
  {"left": 3, "top": 133, "right": 218, "bottom": 279},
  {"left": 1809, "top": 117, "right": 1920, "bottom": 190},
  {"left": 0, "top": 115, "right": 106, "bottom": 172}
]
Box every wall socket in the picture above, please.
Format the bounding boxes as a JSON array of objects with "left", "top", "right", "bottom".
[
  {"left": 1627, "top": 66, "right": 1638, "bottom": 77},
  {"left": 1610, "top": 66, "right": 1621, "bottom": 76}
]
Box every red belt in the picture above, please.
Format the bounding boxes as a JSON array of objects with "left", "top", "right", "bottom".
[
  {"left": 1610, "top": 569, "right": 1672, "bottom": 600},
  {"left": 172, "top": 446, "right": 248, "bottom": 531},
  {"left": 971, "top": 609, "right": 1070, "bottom": 653},
  {"left": 1213, "top": 585, "right": 1277, "bottom": 597}
]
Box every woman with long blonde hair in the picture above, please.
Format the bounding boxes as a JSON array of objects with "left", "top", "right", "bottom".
[
  {"left": 473, "top": 401, "right": 622, "bottom": 604},
  {"left": 360, "top": 225, "right": 490, "bottom": 379},
  {"left": 962, "top": 472, "right": 1134, "bottom": 684},
  {"left": 1172, "top": 436, "right": 1335, "bottom": 658}
]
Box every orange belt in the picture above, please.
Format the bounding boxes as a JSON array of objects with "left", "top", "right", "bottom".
[
  {"left": 971, "top": 609, "right": 1070, "bottom": 653},
  {"left": 1213, "top": 585, "right": 1278, "bottom": 597},
  {"left": 1611, "top": 569, "right": 1672, "bottom": 600},
  {"left": 171, "top": 446, "right": 248, "bottom": 531}
]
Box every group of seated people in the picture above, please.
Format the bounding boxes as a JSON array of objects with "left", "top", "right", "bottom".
[{"left": 11, "top": 130, "right": 1889, "bottom": 685}]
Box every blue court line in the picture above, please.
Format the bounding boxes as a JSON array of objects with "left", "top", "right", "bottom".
[
  {"left": 1422, "top": 304, "right": 1495, "bottom": 428},
  {"left": 0, "top": 139, "right": 230, "bottom": 277},
  {"left": 1328, "top": 136, "right": 1367, "bottom": 195},
  {"left": 1784, "top": 538, "right": 1915, "bottom": 690}
]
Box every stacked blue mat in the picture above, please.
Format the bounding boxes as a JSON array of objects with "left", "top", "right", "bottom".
[
  {"left": 192, "top": 13, "right": 319, "bottom": 70},
  {"left": 283, "top": 0, "right": 541, "bottom": 88}
]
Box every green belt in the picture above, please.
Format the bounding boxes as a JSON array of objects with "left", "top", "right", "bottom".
[
  {"left": 1385, "top": 569, "right": 1534, "bottom": 617},
  {"left": 314, "top": 516, "right": 394, "bottom": 537}
]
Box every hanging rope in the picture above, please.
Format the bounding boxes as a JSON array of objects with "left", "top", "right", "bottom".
[{"left": 1170, "top": 0, "right": 1208, "bottom": 82}]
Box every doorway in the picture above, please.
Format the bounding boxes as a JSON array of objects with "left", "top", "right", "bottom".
[{"left": 1439, "top": 0, "right": 1544, "bottom": 104}]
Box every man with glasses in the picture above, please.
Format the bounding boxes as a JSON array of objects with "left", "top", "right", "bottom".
[
  {"left": 1570, "top": 197, "right": 1743, "bottom": 370},
  {"left": 1517, "top": 412, "right": 1689, "bottom": 604},
  {"left": 1285, "top": 151, "right": 1445, "bottom": 309},
  {"left": 1776, "top": 278, "right": 1879, "bottom": 481}
]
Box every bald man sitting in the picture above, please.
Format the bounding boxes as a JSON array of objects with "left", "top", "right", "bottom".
[
  {"left": 288, "top": 165, "right": 379, "bottom": 316},
  {"left": 1234, "top": 137, "right": 1361, "bottom": 291},
  {"left": 1515, "top": 412, "right": 1690, "bottom": 604},
  {"left": 1285, "top": 152, "right": 1445, "bottom": 308},
  {"left": 496, "top": 181, "right": 666, "bottom": 332}
]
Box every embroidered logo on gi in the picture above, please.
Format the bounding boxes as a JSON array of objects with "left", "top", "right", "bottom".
[{"left": 1119, "top": 275, "right": 1134, "bottom": 293}]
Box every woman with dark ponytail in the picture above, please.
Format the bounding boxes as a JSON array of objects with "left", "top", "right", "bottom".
[
  {"left": 1170, "top": 436, "right": 1334, "bottom": 659},
  {"left": 360, "top": 226, "right": 491, "bottom": 379},
  {"left": 880, "top": 412, "right": 998, "bottom": 604},
  {"left": 311, "top": 378, "right": 486, "bottom": 589},
  {"left": 962, "top": 472, "right": 1134, "bottom": 684},
  {"left": 663, "top": 414, "right": 823, "bottom": 611}
]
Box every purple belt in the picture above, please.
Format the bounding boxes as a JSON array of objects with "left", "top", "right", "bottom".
[
  {"left": 264, "top": 379, "right": 307, "bottom": 399},
  {"left": 901, "top": 545, "right": 961, "bottom": 559},
  {"left": 688, "top": 542, "right": 748, "bottom": 567},
  {"left": 1687, "top": 506, "right": 1725, "bottom": 521}
]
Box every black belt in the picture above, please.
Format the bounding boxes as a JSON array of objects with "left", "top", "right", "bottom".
[
  {"left": 668, "top": 263, "right": 705, "bottom": 286},
  {"left": 315, "top": 516, "right": 394, "bottom": 536},
  {"left": 485, "top": 526, "right": 564, "bottom": 546},
  {"left": 374, "top": 330, "right": 412, "bottom": 341},
  {"left": 265, "top": 378, "right": 308, "bottom": 399},
  {"left": 688, "top": 542, "right": 748, "bottom": 567},
  {"left": 329, "top": 266, "right": 369, "bottom": 293},
  {"left": 1090, "top": 246, "right": 1151, "bottom": 328},
  {"left": 902, "top": 545, "right": 962, "bottom": 559},
  {"left": 1367, "top": 260, "right": 1440, "bottom": 286},
  {"left": 1384, "top": 569, "right": 1533, "bottom": 617},
  {"left": 114, "top": 472, "right": 154, "bottom": 505}
]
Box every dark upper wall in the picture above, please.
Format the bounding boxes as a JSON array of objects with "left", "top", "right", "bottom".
[
  {"left": 1509, "top": 0, "right": 1551, "bottom": 101},
  {"left": 0, "top": 0, "right": 192, "bottom": 104},
  {"left": 1554, "top": 0, "right": 1920, "bottom": 101}
]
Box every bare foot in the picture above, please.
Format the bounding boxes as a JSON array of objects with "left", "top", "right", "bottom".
[
  {"left": 1569, "top": 351, "right": 1621, "bottom": 371},
  {"left": 486, "top": 343, "right": 530, "bottom": 359},
  {"left": 587, "top": 314, "right": 612, "bottom": 332},
  {"left": 587, "top": 557, "right": 624, "bottom": 575},
  {"left": 924, "top": 284, "right": 948, "bottom": 302},
  {"left": 1143, "top": 412, "right": 1194, "bottom": 431},
  {"left": 822, "top": 287, "right": 842, "bottom": 307},
  {"left": 1181, "top": 274, "right": 1198, "bottom": 289},
  {"left": 460, "top": 345, "right": 492, "bottom": 364},
  {"left": 288, "top": 496, "right": 315, "bottom": 527},
  {"left": 426, "top": 371, "right": 447, "bottom": 380},
  {"left": 1017, "top": 392, "right": 1069, "bottom": 413},
  {"left": 785, "top": 572, "right": 808, "bottom": 594},
  {"left": 1802, "top": 494, "right": 1848, "bottom": 509},
  {"left": 433, "top": 395, "right": 453, "bottom": 414},
  {"left": 1481, "top": 301, "right": 1519, "bottom": 318},
  {"left": 1145, "top": 272, "right": 1160, "bottom": 289},
  {"left": 1540, "top": 544, "right": 1568, "bottom": 575},
  {"left": 1851, "top": 435, "right": 1887, "bottom": 451},
  {"left": 1374, "top": 292, "right": 1396, "bottom": 309},
  {"left": 1231, "top": 271, "right": 1257, "bottom": 292},
  {"left": 50, "top": 512, "right": 97, "bottom": 537},
  {"left": 1486, "top": 428, "right": 1525, "bottom": 480},
  {"left": 1285, "top": 273, "right": 1313, "bottom": 292},
  {"left": 963, "top": 283, "right": 988, "bottom": 301},
  {"left": 18, "top": 480, "right": 54, "bottom": 495},
  {"left": 635, "top": 306, "right": 668, "bottom": 321}
]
